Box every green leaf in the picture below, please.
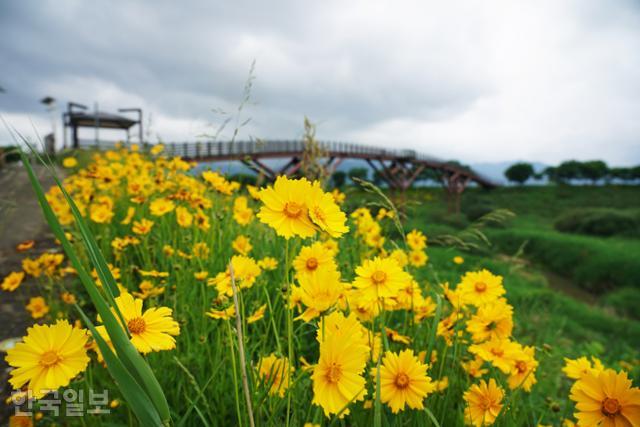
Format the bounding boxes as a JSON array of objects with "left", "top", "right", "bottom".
[
  {"left": 75, "top": 306, "right": 164, "bottom": 426},
  {"left": 17, "top": 147, "right": 171, "bottom": 424}
]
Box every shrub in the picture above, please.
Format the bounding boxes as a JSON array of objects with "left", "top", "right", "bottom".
[
  {"left": 331, "top": 170, "right": 346, "bottom": 188},
  {"left": 1, "top": 145, "right": 21, "bottom": 163},
  {"left": 554, "top": 208, "right": 640, "bottom": 237},
  {"left": 489, "top": 229, "right": 640, "bottom": 294},
  {"left": 604, "top": 287, "right": 640, "bottom": 320},
  {"left": 461, "top": 197, "right": 495, "bottom": 222}
]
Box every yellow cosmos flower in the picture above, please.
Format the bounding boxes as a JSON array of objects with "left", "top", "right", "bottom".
[
  {"left": 307, "top": 181, "right": 349, "bottom": 238},
  {"left": 193, "top": 242, "right": 210, "bottom": 259},
  {"left": 175, "top": 206, "right": 193, "bottom": 227},
  {"left": 202, "top": 170, "right": 239, "bottom": 195},
  {"left": 6, "top": 320, "right": 90, "bottom": 399},
  {"left": 507, "top": 346, "right": 538, "bottom": 392},
  {"left": 466, "top": 301, "right": 514, "bottom": 343},
  {"left": 321, "top": 238, "right": 339, "bottom": 255},
  {"left": 293, "top": 241, "right": 337, "bottom": 278},
  {"left": 61, "top": 291, "right": 77, "bottom": 305},
  {"left": 137, "top": 269, "right": 168, "bottom": 278},
  {"left": 247, "top": 304, "right": 267, "bottom": 324},
  {"left": 295, "top": 268, "right": 344, "bottom": 322},
  {"left": 62, "top": 157, "right": 78, "bottom": 168},
  {"left": 163, "top": 245, "right": 175, "bottom": 257},
  {"left": 352, "top": 257, "right": 411, "bottom": 299},
  {"left": 453, "top": 255, "right": 464, "bottom": 265},
  {"left": 376, "top": 349, "right": 435, "bottom": 413},
  {"left": 408, "top": 250, "right": 428, "bottom": 267},
  {"left": 9, "top": 415, "right": 33, "bottom": 427},
  {"left": 312, "top": 313, "right": 369, "bottom": 417},
  {"left": 385, "top": 328, "right": 411, "bottom": 345},
  {"left": 91, "top": 263, "right": 121, "bottom": 287},
  {"left": 458, "top": 269, "right": 506, "bottom": 307},
  {"left": 232, "top": 235, "right": 253, "bottom": 256},
  {"left": 331, "top": 188, "right": 346, "bottom": 204},
  {"left": 2, "top": 271, "right": 25, "bottom": 292},
  {"left": 406, "top": 229, "right": 427, "bottom": 251},
  {"left": 563, "top": 356, "right": 605, "bottom": 380},
  {"left": 37, "top": 253, "right": 64, "bottom": 277},
  {"left": 15, "top": 240, "right": 35, "bottom": 252},
  {"left": 462, "top": 356, "right": 489, "bottom": 379},
  {"left": 257, "top": 257, "right": 278, "bottom": 271},
  {"left": 246, "top": 185, "right": 261, "bottom": 200},
  {"left": 206, "top": 305, "right": 235, "bottom": 320},
  {"left": 347, "top": 289, "right": 382, "bottom": 322},
  {"left": 89, "top": 203, "right": 114, "bottom": 224},
  {"left": 469, "top": 338, "right": 521, "bottom": 374},
  {"left": 132, "top": 280, "right": 165, "bottom": 299},
  {"left": 149, "top": 198, "right": 175, "bottom": 216},
  {"left": 150, "top": 144, "right": 164, "bottom": 155},
  {"left": 194, "top": 271, "right": 209, "bottom": 281},
  {"left": 119, "top": 207, "right": 135, "bottom": 225},
  {"left": 233, "top": 196, "right": 253, "bottom": 225},
  {"left": 464, "top": 379, "right": 504, "bottom": 427},
  {"left": 96, "top": 292, "right": 180, "bottom": 354},
  {"left": 132, "top": 218, "right": 154, "bottom": 235},
  {"left": 389, "top": 249, "right": 409, "bottom": 268},
  {"left": 257, "top": 176, "right": 317, "bottom": 239},
  {"left": 208, "top": 255, "right": 261, "bottom": 296},
  {"left": 26, "top": 297, "right": 49, "bottom": 319},
  {"left": 257, "top": 354, "right": 293, "bottom": 397},
  {"left": 22, "top": 257, "right": 42, "bottom": 277},
  {"left": 570, "top": 368, "right": 640, "bottom": 427}
]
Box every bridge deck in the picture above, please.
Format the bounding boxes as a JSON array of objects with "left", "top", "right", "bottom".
[{"left": 77, "top": 139, "right": 498, "bottom": 188}]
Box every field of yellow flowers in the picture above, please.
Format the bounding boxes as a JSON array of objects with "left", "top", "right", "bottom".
[{"left": 2, "top": 144, "right": 639, "bottom": 426}]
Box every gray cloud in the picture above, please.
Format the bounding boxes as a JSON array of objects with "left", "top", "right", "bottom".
[{"left": 1, "top": 0, "right": 640, "bottom": 165}]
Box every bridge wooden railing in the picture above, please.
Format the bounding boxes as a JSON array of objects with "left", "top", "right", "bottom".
[{"left": 77, "top": 139, "right": 498, "bottom": 191}]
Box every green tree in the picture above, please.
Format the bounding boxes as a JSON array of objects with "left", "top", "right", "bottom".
[
  {"left": 504, "top": 162, "right": 534, "bottom": 185},
  {"left": 372, "top": 170, "right": 386, "bottom": 186},
  {"left": 579, "top": 160, "right": 608, "bottom": 184},
  {"left": 348, "top": 167, "right": 368, "bottom": 183},
  {"left": 556, "top": 160, "right": 582, "bottom": 184},
  {"left": 331, "top": 171, "right": 346, "bottom": 188},
  {"left": 607, "top": 167, "right": 631, "bottom": 183}
]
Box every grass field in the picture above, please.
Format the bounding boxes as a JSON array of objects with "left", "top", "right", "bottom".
[{"left": 2, "top": 148, "right": 639, "bottom": 426}]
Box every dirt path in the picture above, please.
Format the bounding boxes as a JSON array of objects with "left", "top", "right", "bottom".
[{"left": 0, "top": 162, "right": 59, "bottom": 422}]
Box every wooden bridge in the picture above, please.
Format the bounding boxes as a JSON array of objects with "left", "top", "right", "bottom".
[{"left": 81, "top": 139, "right": 498, "bottom": 197}]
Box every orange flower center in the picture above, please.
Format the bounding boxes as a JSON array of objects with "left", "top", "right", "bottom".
[
  {"left": 479, "top": 395, "right": 493, "bottom": 410},
  {"left": 491, "top": 347, "right": 504, "bottom": 357},
  {"left": 474, "top": 282, "right": 487, "bottom": 292},
  {"left": 283, "top": 202, "right": 303, "bottom": 218},
  {"left": 326, "top": 363, "right": 342, "bottom": 383},
  {"left": 516, "top": 361, "right": 527, "bottom": 374},
  {"left": 40, "top": 350, "right": 61, "bottom": 367},
  {"left": 602, "top": 398, "right": 621, "bottom": 416},
  {"left": 395, "top": 373, "right": 410, "bottom": 389},
  {"left": 127, "top": 317, "right": 146, "bottom": 334},
  {"left": 306, "top": 258, "right": 319, "bottom": 270},
  {"left": 372, "top": 270, "right": 387, "bottom": 285}
]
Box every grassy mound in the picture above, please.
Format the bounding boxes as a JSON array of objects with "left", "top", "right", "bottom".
[
  {"left": 489, "top": 228, "right": 640, "bottom": 293},
  {"left": 554, "top": 208, "right": 640, "bottom": 237}
]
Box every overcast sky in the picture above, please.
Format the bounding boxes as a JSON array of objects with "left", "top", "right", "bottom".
[{"left": 1, "top": 0, "right": 640, "bottom": 165}]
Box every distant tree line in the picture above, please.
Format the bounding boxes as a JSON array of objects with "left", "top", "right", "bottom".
[{"left": 504, "top": 160, "right": 640, "bottom": 185}]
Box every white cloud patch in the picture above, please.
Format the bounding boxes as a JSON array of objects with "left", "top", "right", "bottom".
[{"left": 1, "top": 0, "right": 639, "bottom": 165}]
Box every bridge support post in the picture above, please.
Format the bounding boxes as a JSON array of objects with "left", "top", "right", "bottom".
[{"left": 442, "top": 172, "right": 471, "bottom": 214}]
